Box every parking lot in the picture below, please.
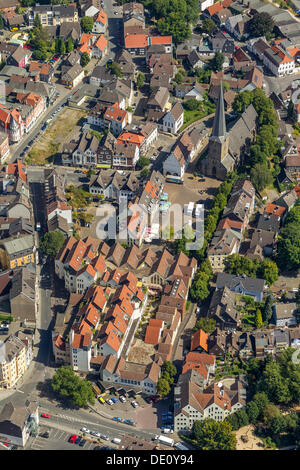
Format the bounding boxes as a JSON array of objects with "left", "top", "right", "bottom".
[
  {"left": 93, "top": 388, "right": 174, "bottom": 432},
  {"left": 27, "top": 426, "right": 119, "bottom": 451}
]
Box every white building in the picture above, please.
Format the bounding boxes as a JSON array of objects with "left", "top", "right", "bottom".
[
  {"left": 199, "top": 0, "right": 214, "bottom": 11},
  {"left": 70, "top": 330, "right": 92, "bottom": 372},
  {"left": 162, "top": 102, "right": 184, "bottom": 134}
]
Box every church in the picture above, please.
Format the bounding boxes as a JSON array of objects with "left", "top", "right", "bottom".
[{"left": 200, "top": 85, "right": 257, "bottom": 180}]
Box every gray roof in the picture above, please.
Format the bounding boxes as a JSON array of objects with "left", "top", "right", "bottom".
[
  {"left": 0, "top": 401, "right": 38, "bottom": 437},
  {"left": 0, "top": 234, "right": 34, "bottom": 257},
  {"left": 274, "top": 302, "right": 297, "bottom": 319},
  {"left": 210, "top": 84, "right": 226, "bottom": 144},
  {"left": 257, "top": 213, "right": 280, "bottom": 233},
  {"left": 216, "top": 272, "right": 265, "bottom": 293}
]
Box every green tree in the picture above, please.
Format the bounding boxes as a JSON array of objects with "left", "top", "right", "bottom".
[
  {"left": 193, "top": 419, "right": 236, "bottom": 450},
  {"left": 250, "top": 163, "right": 273, "bottom": 192},
  {"left": 40, "top": 230, "right": 65, "bottom": 257},
  {"left": 226, "top": 409, "right": 249, "bottom": 431},
  {"left": 140, "top": 167, "right": 150, "bottom": 178},
  {"left": 262, "top": 294, "right": 273, "bottom": 323},
  {"left": 162, "top": 361, "right": 177, "bottom": 378},
  {"left": 34, "top": 14, "right": 42, "bottom": 29},
  {"left": 277, "top": 221, "right": 300, "bottom": 271},
  {"left": 255, "top": 309, "right": 263, "bottom": 329},
  {"left": 80, "top": 52, "right": 90, "bottom": 67},
  {"left": 80, "top": 16, "right": 94, "bottom": 33},
  {"left": 110, "top": 61, "right": 123, "bottom": 78},
  {"left": 0, "top": 14, "right": 4, "bottom": 30},
  {"left": 258, "top": 259, "right": 278, "bottom": 286},
  {"left": 136, "top": 72, "right": 145, "bottom": 89},
  {"left": 184, "top": 98, "right": 199, "bottom": 111},
  {"left": 156, "top": 377, "right": 171, "bottom": 397},
  {"left": 248, "top": 12, "right": 274, "bottom": 38},
  {"left": 193, "top": 317, "right": 216, "bottom": 334},
  {"left": 201, "top": 18, "right": 216, "bottom": 34},
  {"left": 51, "top": 366, "right": 95, "bottom": 407},
  {"left": 66, "top": 37, "right": 74, "bottom": 53},
  {"left": 211, "top": 51, "right": 225, "bottom": 72},
  {"left": 190, "top": 276, "right": 210, "bottom": 302},
  {"left": 246, "top": 401, "right": 260, "bottom": 423},
  {"left": 136, "top": 156, "right": 149, "bottom": 169}
]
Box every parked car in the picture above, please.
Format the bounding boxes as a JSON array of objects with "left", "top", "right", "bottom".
[
  {"left": 40, "top": 432, "right": 49, "bottom": 438},
  {"left": 131, "top": 401, "right": 139, "bottom": 408},
  {"left": 75, "top": 437, "right": 82, "bottom": 444},
  {"left": 69, "top": 434, "right": 77, "bottom": 443},
  {"left": 106, "top": 399, "right": 113, "bottom": 405},
  {"left": 119, "top": 395, "right": 126, "bottom": 403},
  {"left": 150, "top": 396, "right": 159, "bottom": 403},
  {"left": 112, "top": 417, "right": 122, "bottom": 422},
  {"left": 111, "top": 397, "right": 118, "bottom": 403},
  {"left": 79, "top": 439, "right": 86, "bottom": 447},
  {"left": 41, "top": 413, "right": 50, "bottom": 419},
  {"left": 100, "top": 434, "right": 109, "bottom": 441}
]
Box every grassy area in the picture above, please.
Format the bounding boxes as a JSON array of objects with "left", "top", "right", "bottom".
[
  {"left": 179, "top": 98, "right": 215, "bottom": 132},
  {"left": 0, "top": 314, "right": 13, "bottom": 322},
  {"left": 25, "top": 108, "right": 87, "bottom": 166},
  {"left": 66, "top": 186, "right": 92, "bottom": 209}
]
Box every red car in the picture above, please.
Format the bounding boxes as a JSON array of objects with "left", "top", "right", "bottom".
[
  {"left": 69, "top": 434, "right": 77, "bottom": 444},
  {"left": 150, "top": 396, "right": 158, "bottom": 403},
  {"left": 23, "top": 44, "right": 32, "bottom": 50},
  {"left": 41, "top": 413, "right": 50, "bottom": 419}
]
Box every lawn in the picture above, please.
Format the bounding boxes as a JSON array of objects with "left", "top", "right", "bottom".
[
  {"left": 179, "top": 98, "right": 216, "bottom": 132},
  {"left": 25, "top": 108, "right": 87, "bottom": 166}
]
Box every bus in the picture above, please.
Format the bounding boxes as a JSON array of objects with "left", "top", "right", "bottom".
[{"left": 166, "top": 175, "right": 183, "bottom": 184}]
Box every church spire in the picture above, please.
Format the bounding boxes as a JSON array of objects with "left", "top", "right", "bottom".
[{"left": 210, "top": 84, "right": 227, "bottom": 144}]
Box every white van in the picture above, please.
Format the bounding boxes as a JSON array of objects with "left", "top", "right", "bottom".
[{"left": 112, "top": 438, "right": 121, "bottom": 444}]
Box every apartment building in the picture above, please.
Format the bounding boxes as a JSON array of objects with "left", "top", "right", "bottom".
[
  {"left": 28, "top": 4, "right": 79, "bottom": 27},
  {"left": 0, "top": 334, "right": 28, "bottom": 390}
]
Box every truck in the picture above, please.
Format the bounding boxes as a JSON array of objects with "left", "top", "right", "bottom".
[
  {"left": 156, "top": 435, "right": 174, "bottom": 447},
  {"left": 174, "top": 442, "right": 189, "bottom": 451},
  {"left": 92, "top": 384, "right": 102, "bottom": 398}
]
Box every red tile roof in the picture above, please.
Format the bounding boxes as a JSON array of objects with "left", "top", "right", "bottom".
[
  {"left": 190, "top": 329, "right": 208, "bottom": 352},
  {"left": 125, "top": 33, "right": 148, "bottom": 49},
  {"left": 265, "top": 203, "right": 286, "bottom": 218},
  {"left": 145, "top": 325, "right": 161, "bottom": 344},
  {"left": 150, "top": 36, "right": 172, "bottom": 45}
]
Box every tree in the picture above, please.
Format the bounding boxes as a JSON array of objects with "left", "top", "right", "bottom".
[
  {"left": 262, "top": 294, "right": 273, "bottom": 323},
  {"left": 80, "top": 52, "right": 90, "bottom": 67},
  {"left": 192, "top": 419, "right": 236, "bottom": 450},
  {"left": 194, "top": 317, "right": 216, "bottom": 334},
  {"left": 201, "top": 18, "right": 216, "bottom": 34},
  {"left": 248, "top": 12, "right": 274, "bottom": 38},
  {"left": 255, "top": 309, "right": 263, "bottom": 329},
  {"left": 252, "top": 392, "right": 269, "bottom": 419},
  {"left": 51, "top": 366, "right": 95, "bottom": 407},
  {"left": 246, "top": 401, "right": 260, "bottom": 423},
  {"left": 140, "top": 168, "right": 150, "bottom": 178},
  {"left": 0, "top": 14, "right": 4, "bottom": 30},
  {"left": 66, "top": 37, "right": 74, "bottom": 53},
  {"left": 277, "top": 221, "right": 300, "bottom": 271},
  {"left": 250, "top": 163, "right": 273, "bottom": 192},
  {"left": 156, "top": 377, "right": 171, "bottom": 397},
  {"left": 259, "top": 259, "right": 278, "bottom": 286},
  {"left": 211, "top": 51, "right": 225, "bottom": 72},
  {"left": 184, "top": 98, "right": 199, "bottom": 111},
  {"left": 110, "top": 61, "right": 123, "bottom": 78},
  {"left": 34, "top": 14, "right": 42, "bottom": 29},
  {"left": 136, "top": 156, "right": 149, "bottom": 169},
  {"left": 80, "top": 16, "right": 94, "bottom": 33},
  {"left": 190, "top": 276, "right": 210, "bottom": 302},
  {"left": 162, "top": 361, "right": 177, "bottom": 379},
  {"left": 226, "top": 410, "right": 249, "bottom": 431},
  {"left": 136, "top": 72, "right": 145, "bottom": 89},
  {"left": 40, "top": 230, "right": 65, "bottom": 257}
]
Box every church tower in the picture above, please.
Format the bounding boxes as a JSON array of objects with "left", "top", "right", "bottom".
[{"left": 208, "top": 84, "right": 229, "bottom": 162}]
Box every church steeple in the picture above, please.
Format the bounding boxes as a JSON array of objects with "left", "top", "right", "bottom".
[{"left": 210, "top": 84, "right": 227, "bottom": 144}]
